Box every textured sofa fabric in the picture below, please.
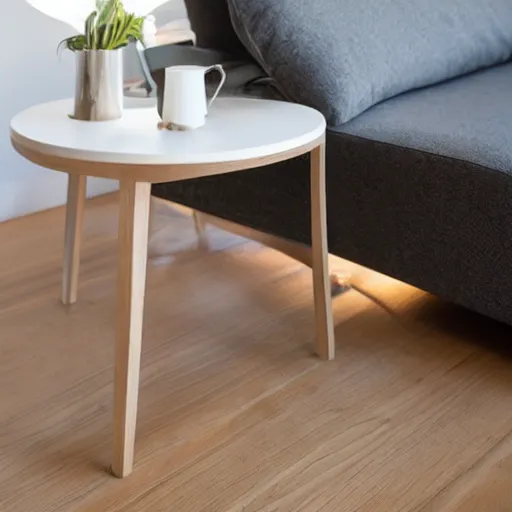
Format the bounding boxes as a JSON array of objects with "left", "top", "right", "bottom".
[
  {"left": 152, "top": 62, "right": 512, "bottom": 325},
  {"left": 341, "top": 62, "right": 512, "bottom": 173},
  {"left": 227, "top": 0, "right": 512, "bottom": 125},
  {"left": 182, "top": 0, "right": 249, "bottom": 59}
]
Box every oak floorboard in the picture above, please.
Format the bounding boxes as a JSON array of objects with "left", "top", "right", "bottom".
[{"left": 0, "top": 194, "right": 511, "bottom": 511}]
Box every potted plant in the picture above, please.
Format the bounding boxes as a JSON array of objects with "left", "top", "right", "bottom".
[
  {"left": 59, "top": 0, "right": 144, "bottom": 121},
  {"left": 25, "top": 0, "right": 169, "bottom": 121}
]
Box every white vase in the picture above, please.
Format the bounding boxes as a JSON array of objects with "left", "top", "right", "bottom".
[{"left": 73, "top": 49, "right": 123, "bottom": 121}]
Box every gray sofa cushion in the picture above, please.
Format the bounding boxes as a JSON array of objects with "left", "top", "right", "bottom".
[
  {"left": 339, "top": 61, "right": 512, "bottom": 173},
  {"left": 227, "top": 0, "right": 512, "bottom": 126}
]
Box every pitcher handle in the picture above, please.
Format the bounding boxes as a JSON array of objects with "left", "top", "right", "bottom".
[{"left": 205, "top": 65, "right": 227, "bottom": 109}]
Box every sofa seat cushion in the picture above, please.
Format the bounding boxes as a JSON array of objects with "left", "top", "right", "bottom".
[
  {"left": 338, "top": 61, "right": 512, "bottom": 174},
  {"left": 228, "top": 0, "right": 512, "bottom": 126}
]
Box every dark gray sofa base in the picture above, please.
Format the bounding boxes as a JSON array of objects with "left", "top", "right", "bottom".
[{"left": 153, "top": 127, "right": 512, "bottom": 326}]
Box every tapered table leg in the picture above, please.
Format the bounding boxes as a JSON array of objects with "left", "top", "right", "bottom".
[
  {"left": 62, "top": 174, "right": 86, "bottom": 305},
  {"left": 112, "top": 180, "right": 151, "bottom": 478},
  {"left": 310, "top": 142, "right": 335, "bottom": 360},
  {"left": 193, "top": 210, "right": 206, "bottom": 237}
]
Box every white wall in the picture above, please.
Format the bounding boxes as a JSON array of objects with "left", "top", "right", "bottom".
[{"left": 0, "top": 1, "right": 118, "bottom": 222}]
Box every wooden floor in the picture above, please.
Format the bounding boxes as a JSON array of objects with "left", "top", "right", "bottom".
[{"left": 1, "top": 194, "right": 512, "bottom": 512}]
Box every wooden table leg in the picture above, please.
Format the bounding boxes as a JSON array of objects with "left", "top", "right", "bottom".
[
  {"left": 311, "top": 141, "right": 335, "bottom": 360},
  {"left": 193, "top": 210, "right": 209, "bottom": 249},
  {"left": 112, "top": 180, "right": 151, "bottom": 478},
  {"left": 193, "top": 210, "right": 206, "bottom": 237},
  {"left": 62, "top": 174, "right": 86, "bottom": 305}
]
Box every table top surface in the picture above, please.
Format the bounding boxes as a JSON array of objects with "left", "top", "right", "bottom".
[{"left": 11, "top": 97, "right": 325, "bottom": 167}]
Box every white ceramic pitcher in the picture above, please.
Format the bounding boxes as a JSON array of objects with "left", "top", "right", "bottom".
[{"left": 161, "top": 64, "right": 227, "bottom": 131}]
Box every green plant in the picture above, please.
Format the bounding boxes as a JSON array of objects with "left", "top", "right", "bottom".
[{"left": 60, "top": 0, "right": 145, "bottom": 52}]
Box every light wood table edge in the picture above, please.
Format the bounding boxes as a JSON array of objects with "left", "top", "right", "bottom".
[{"left": 10, "top": 132, "right": 323, "bottom": 184}]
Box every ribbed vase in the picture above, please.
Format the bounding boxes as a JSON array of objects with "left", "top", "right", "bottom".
[{"left": 73, "top": 49, "right": 123, "bottom": 121}]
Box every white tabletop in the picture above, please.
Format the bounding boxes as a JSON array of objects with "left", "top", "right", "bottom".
[{"left": 11, "top": 97, "right": 325, "bottom": 166}]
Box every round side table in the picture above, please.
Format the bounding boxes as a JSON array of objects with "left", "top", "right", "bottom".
[{"left": 10, "top": 97, "right": 334, "bottom": 478}]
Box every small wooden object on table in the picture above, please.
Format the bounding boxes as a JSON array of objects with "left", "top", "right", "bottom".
[{"left": 10, "top": 97, "right": 334, "bottom": 478}]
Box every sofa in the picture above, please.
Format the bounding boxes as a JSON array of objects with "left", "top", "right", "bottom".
[{"left": 150, "top": 0, "right": 512, "bottom": 325}]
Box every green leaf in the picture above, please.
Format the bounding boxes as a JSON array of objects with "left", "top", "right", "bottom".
[
  {"left": 85, "top": 11, "right": 97, "bottom": 49},
  {"left": 59, "top": 35, "right": 87, "bottom": 52},
  {"left": 58, "top": 0, "right": 145, "bottom": 52},
  {"left": 95, "top": 0, "right": 120, "bottom": 28}
]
